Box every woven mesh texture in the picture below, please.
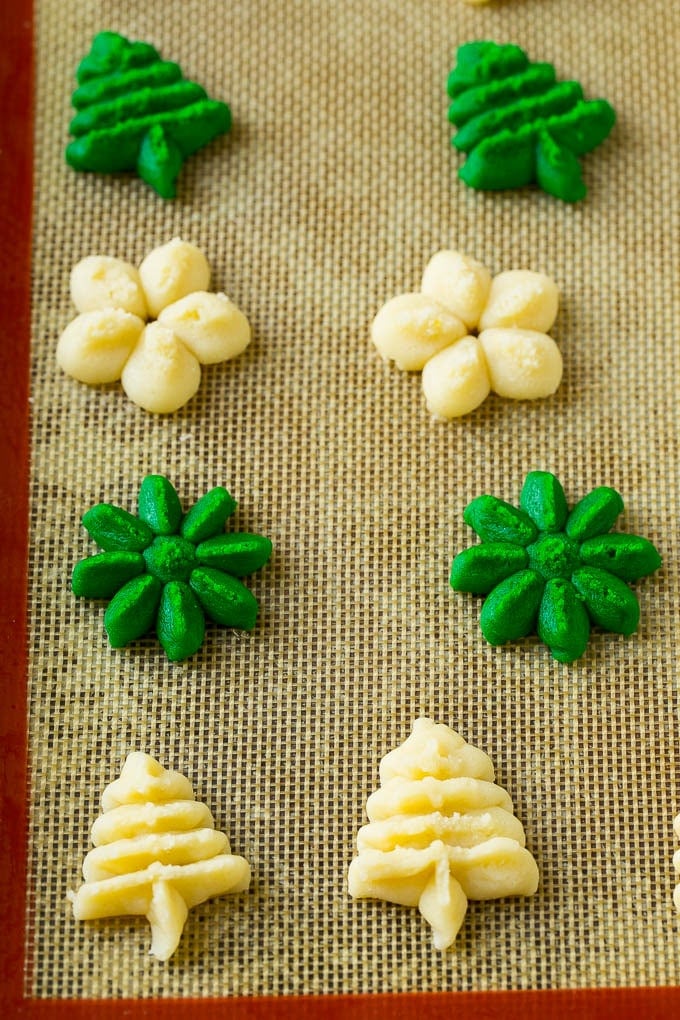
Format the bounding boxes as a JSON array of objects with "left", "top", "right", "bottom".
[{"left": 27, "top": 0, "right": 679, "bottom": 999}]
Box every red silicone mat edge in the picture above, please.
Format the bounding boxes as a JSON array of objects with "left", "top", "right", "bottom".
[{"left": 1, "top": 4, "right": 678, "bottom": 1017}]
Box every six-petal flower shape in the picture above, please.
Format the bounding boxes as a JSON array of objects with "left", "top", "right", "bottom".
[
  {"left": 57, "top": 237, "right": 251, "bottom": 413},
  {"left": 72, "top": 475, "right": 272, "bottom": 661},
  {"left": 449, "top": 471, "right": 661, "bottom": 662}
]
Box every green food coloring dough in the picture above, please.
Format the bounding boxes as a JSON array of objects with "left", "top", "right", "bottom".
[
  {"left": 143, "top": 536, "right": 197, "bottom": 583},
  {"left": 72, "top": 474, "right": 272, "bottom": 661},
  {"left": 447, "top": 41, "right": 616, "bottom": 202},
  {"left": 156, "top": 581, "right": 205, "bottom": 662},
  {"left": 527, "top": 533, "right": 580, "bottom": 580},
  {"left": 65, "top": 31, "right": 232, "bottom": 198},
  {"left": 450, "top": 470, "right": 661, "bottom": 663}
]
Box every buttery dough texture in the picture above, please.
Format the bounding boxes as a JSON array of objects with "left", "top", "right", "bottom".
[
  {"left": 371, "top": 250, "right": 562, "bottom": 419},
  {"left": 68, "top": 752, "right": 251, "bottom": 960},
  {"left": 371, "top": 293, "right": 467, "bottom": 371},
  {"left": 139, "top": 238, "right": 211, "bottom": 318},
  {"left": 347, "top": 717, "right": 539, "bottom": 949},
  {"left": 673, "top": 812, "right": 680, "bottom": 913},
  {"left": 57, "top": 238, "right": 251, "bottom": 413}
]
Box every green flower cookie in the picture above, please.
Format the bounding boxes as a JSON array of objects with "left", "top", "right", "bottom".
[
  {"left": 72, "top": 475, "right": 272, "bottom": 661},
  {"left": 450, "top": 471, "right": 661, "bottom": 662}
]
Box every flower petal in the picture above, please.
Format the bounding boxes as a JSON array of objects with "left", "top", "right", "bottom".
[
  {"left": 138, "top": 238, "right": 210, "bottom": 319},
  {"left": 104, "top": 575, "right": 162, "bottom": 648},
  {"left": 190, "top": 567, "right": 259, "bottom": 630},
  {"left": 69, "top": 255, "right": 147, "bottom": 317},
  {"left": 519, "top": 471, "right": 568, "bottom": 533},
  {"left": 478, "top": 270, "right": 559, "bottom": 334},
  {"left": 463, "top": 495, "right": 537, "bottom": 546},
  {"left": 156, "top": 581, "right": 205, "bottom": 661},
  {"left": 478, "top": 328, "right": 562, "bottom": 400},
  {"left": 571, "top": 567, "right": 640, "bottom": 635},
  {"left": 195, "top": 533, "right": 273, "bottom": 576},
  {"left": 181, "top": 488, "right": 237, "bottom": 543},
  {"left": 120, "top": 322, "right": 201, "bottom": 414},
  {"left": 72, "top": 551, "right": 145, "bottom": 598},
  {"left": 565, "top": 486, "right": 624, "bottom": 541},
  {"left": 138, "top": 475, "right": 183, "bottom": 535},
  {"left": 479, "top": 569, "right": 544, "bottom": 645},
  {"left": 421, "top": 335, "right": 491, "bottom": 419},
  {"left": 449, "top": 542, "right": 528, "bottom": 594},
  {"left": 82, "top": 503, "right": 154, "bottom": 552},
  {"left": 537, "top": 578, "right": 590, "bottom": 663},
  {"left": 578, "top": 534, "right": 662, "bottom": 582},
  {"left": 56, "top": 309, "right": 144, "bottom": 384},
  {"left": 420, "top": 250, "right": 491, "bottom": 332},
  {"left": 158, "top": 292, "right": 251, "bottom": 364}
]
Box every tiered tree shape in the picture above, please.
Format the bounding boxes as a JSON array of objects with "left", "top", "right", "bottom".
[
  {"left": 69, "top": 752, "right": 251, "bottom": 960},
  {"left": 447, "top": 41, "right": 616, "bottom": 201},
  {"left": 348, "top": 718, "right": 539, "bottom": 949},
  {"left": 66, "top": 31, "right": 232, "bottom": 197}
]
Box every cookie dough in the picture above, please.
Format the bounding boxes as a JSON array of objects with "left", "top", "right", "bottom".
[
  {"left": 450, "top": 471, "right": 662, "bottom": 661},
  {"left": 68, "top": 752, "right": 251, "bottom": 960},
  {"left": 66, "top": 31, "right": 231, "bottom": 198},
  {"left": 371, "top": 250, "right": 562, "bottom": 419},
  {"left": 57, "top": 238, "right": 251, "bottom": 413},
  {"left": 348, "top": 718, "right": 539, "bottom": 949},
  {"left": 72, "top": 474, "right": 272, "bottom": 660},
  {"left": 447, "top": 41, "right": 615, "bottom": 201}
]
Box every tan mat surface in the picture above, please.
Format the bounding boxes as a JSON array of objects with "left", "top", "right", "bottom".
[{"left": 27, "top": 0, "right": 680, "bottom": 998}]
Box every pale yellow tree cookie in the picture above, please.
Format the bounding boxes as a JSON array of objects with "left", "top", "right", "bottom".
[
  {"left": 68, "top": 752, "right": 251, "bottom": 960},
  {"left": 673, "top": 812, "right": 680, "bottom": 913},
  {"left": 348, "top": 718, "right": 539, "bottom": 949},
  {"left": 57, "top": 238, "right": 251, "bottom": 413},
  {"left": 371, "top": 250, "right": 562, "bottom": 419}
]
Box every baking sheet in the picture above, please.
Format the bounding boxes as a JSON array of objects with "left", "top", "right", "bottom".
[{"left": 3, "top": 0, "right": 680, "bottom": 1014}]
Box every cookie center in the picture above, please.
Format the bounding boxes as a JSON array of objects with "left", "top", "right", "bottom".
[
  {"left": 143, "top": 535, "right": 197, "bottom": 582},
  {"left": 528, "top": 532, "right": 579, "bottom": 580}
]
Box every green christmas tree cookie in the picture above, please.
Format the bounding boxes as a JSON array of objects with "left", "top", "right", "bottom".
[
  {"left": 72, "top": 475, "right": 272, "bottom": 660},
  {"left": 66, "top": 32, "right": 232, "bottom": 198},
  {"left": 450, "top": 471, "right": 661, "bottom": 662},
  {"left": 447, "top": 41, "right": 616, "bottom": 202}
]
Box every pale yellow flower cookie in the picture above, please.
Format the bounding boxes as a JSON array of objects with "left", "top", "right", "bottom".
[
  {"left": 57, "top": 238, "right": 251, "bottom": 413},
  {"left": 371, "top": 250, "right": 562, "bottom": 419}
]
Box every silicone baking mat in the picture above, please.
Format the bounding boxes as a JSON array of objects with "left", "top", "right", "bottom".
[{"left": 2, "top": 0, "right": 680, "bottom": 1016}]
